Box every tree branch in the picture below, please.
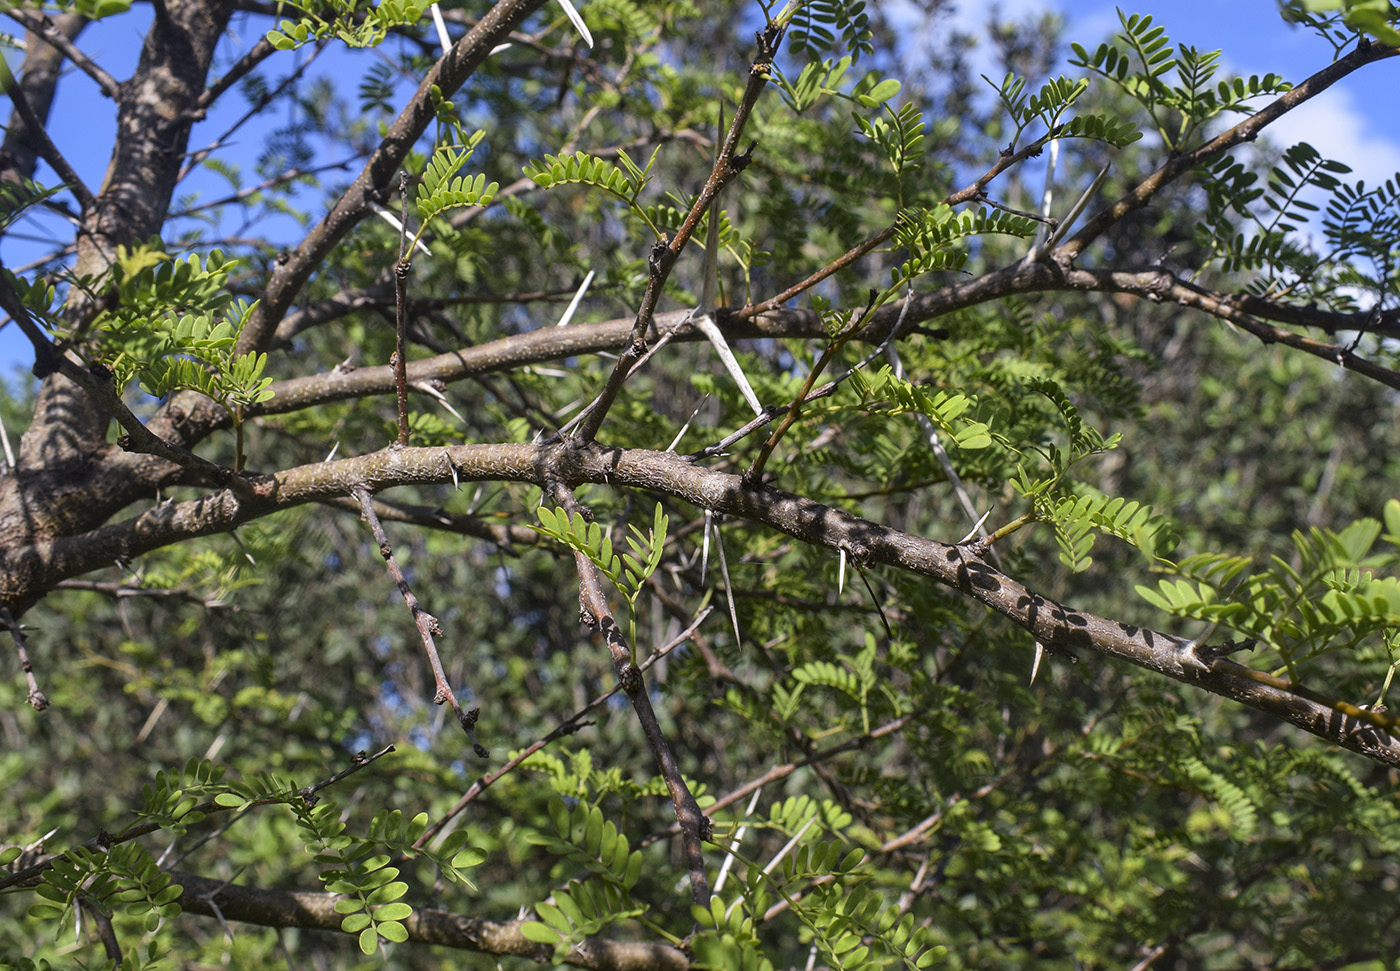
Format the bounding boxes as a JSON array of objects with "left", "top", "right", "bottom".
[
  {"left": 352, "top": 486, "right": 488, "bottom": 756},
  {"left": 417, "top": 606, "right": 712, "bottom": 848},
  {"left": 2, "top": 71, "right": 96, "bottom": 212},
  {"left": 15, "top": 441, "right": 1400, "bottom": 766},
  {"left": 0, "top": 746, "right": 395, "bottom": 892},
  {"left": 232, "top": 0, "right": 548, "bottom": 356},
  {"left": 1, "top": 605, "right": 47, "bottom": 709},
  {"left": 3, "top": 10, "right": 117, "bottom": 99},
  {"left": 170, "top": 870, "right": 688, "bottom": 970},
  {"left": 575, "top": 21, "right": 783, "bottom": 441},
  {"left": 1061, "top": 264, "right": 1400, "bottom": 390},
  {"left": 1062, "top": 38, "right": 1400, "bottom": 261},
  {"left": 552, "top": 488, "right": 712, "bottom": 907}
]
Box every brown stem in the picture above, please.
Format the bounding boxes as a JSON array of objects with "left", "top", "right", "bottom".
[
  {"left": 231, "top": 0, "right": 548, "bottom": 357},
  {"left": 746, "top": 289, "right": 880, "bottom": 480},
  {"left": 735, "top": 128, "right": 1059, "bottom": 320},
  {"left": 554, "top": 489, "right": 712, "bottom": 907},
  {"left": 15, "top": 441, "right": 1400, "bottom": 768},
  {"left": 575, "top": 22, "right": 784, "bottom": 442},
  {"left": 1062, "top": 39, "right": 1399, "bottom": 261},
  {"left": 0, "top": 746, "right": 395, "bottom": 893},
  {"left": 352, "top": 487, "right": 487, "bottom": 756},
  {"left": 416, "top": 607, "right": 712, "bottom": 849},
  {"left": 641, "top": 714, "right": 914, "bottom": 849},
  {"left": 2, "top": 73, "right": 95, "bottom": 211},
  {"left": 1, "top": 606, "right": 47, "bottom": 710},
  {"left": 3, "top": 10, "right": 114, "bottom": 99}
]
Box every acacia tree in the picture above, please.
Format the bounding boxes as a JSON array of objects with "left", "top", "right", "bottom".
[{"left": 3, "top": 0, "right": 1400, "bottom": 968}]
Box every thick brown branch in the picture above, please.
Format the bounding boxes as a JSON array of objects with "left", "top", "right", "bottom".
[
  {"left": 232, "top": 0, "right": 547, "bottom": 356},
  {"left": 171, "top": 870, "right": 687, "bottom": 970},
  {"left": 14, "top": 441, "right": 1400, "bottom": 767}
]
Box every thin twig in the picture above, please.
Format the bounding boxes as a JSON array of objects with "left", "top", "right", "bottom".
[
  {"left": 5, "top": 9, "right": 119, "bottom": 98},
  {"left": 394, "top": 172, "right": 413, "bottom": 446},
  {"left": 3, "top": 77, "right": 96, "bottom": 211},
  {"left": 353, "top": 487, "right": 487, "bottom": 756},
  {"left": 179, "top": 40, "right": 325, "bottom": 182},
  {"left": 745, "top": 289, "right": 880, "bottom": 480},
  {"left": 640, "top": 714, "right": 915, "bottom": 848},
  {"left": 575, "top": 21, "right": 783, "bottom": 441},
  {"left": 196, "top": 35, "right": 279, "bottom": 111},
  {"left": 168, "top": 156, "right": 365, "bottom": 219},
  {"left": 300, "top": 744, "right": 396, "bottom": 803},
  {"left": 416, "top": 606, "right": 712, "bottom": 849},
  {"left": 554, "top": 489, "right": 712, "bottom": 907},
  {"left": 1, "top": 606, "right": 47, "bottom": 710},
  {"left": 0, "top": 747, "right": 394, "bottom": 893},
  {"left": 55, "top": 579, "right": 232, "bottom": 608}
]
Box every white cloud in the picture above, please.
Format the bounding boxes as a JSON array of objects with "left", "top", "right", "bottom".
[{"left": 1261, "top": 84, "right": 1400, "bottom": 191}]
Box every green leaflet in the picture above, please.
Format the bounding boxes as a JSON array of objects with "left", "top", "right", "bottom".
[
  {"left": 1070, "top": 11, "right": 1291, "bottom": 150},
  {"left": 266, "top": 0, "right": 427, "bottom": 50}
]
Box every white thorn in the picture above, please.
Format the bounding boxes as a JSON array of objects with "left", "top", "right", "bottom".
[
  {"left": 1024, "top": 137, "right": 1060, "bottom": 262},
  {"left": 838, "top": 546, "right": 846, "bottom": 595},
  {"left": 412, "top": 380, "right": 465, "bottom": 423},
  {"left": 428, "top": 3, "right": 451, "bottom": 52},
  {"left": 0, "top": 413, "right": 14, "bottom": 470},
  {"left": 554, "top": 269, "right": 595, "bottom": 327},
  {"left": 1030, "top": 641, "right": 1045, "bottom": 685},
  {"left": 762, "top": 815, "right": 816, "bottom": 875},
  {"left": 1045, "top": 161, "right": 1111, "bottom": 251},
  {"left": 369, "top": 202, "right": 431, "bottom": 256},
  {"left": 554, "top": 0, "right": 593, "bottom": 47},
  {"left": 716, "top": 524, "right": 741, "bottom": 650},
  {"left": 324, "top": 441, "right": 339, "bottom": 463},
  {"left": 714, "top": 787, "right": 763, "bottom": 895},
  {"left": 958, "top": 507, "right": 994, "bottom": 545},
  {"left": 666, "top": 394, "right": 710, "bottom": 453},
  {"left": 445, "top": 450, "right": 459, "bottom": 490},
  {"left": 692, "top": 311, "right": 764, "bottom": 417},
  {"left": 701, "top": 510, "right": 713, "bottom": 579}
]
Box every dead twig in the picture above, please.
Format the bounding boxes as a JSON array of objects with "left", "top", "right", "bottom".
[{"left": 353, "top": 487, "right": 487, "bottom": 756}]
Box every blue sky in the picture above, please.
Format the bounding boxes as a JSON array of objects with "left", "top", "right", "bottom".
[{"left": 1, "top": 0, "right": 1397, "bottom": 382}]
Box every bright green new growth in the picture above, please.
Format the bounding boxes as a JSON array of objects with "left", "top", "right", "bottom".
[
  {"left": 523, "top": 146, "right": 667, "bottom": 237},
  {"left": 82, "top": 247, "right": 272, "bottom": 471},
  {"left": 521, "top": 799, "right": 649, "bottom": 955},
  {"left": 266, "top": 0, "right": 428, "bottom": 50},
  {"left": 412, "top": 129, "right": 499, "bottom": 252},
  {"left": 1138, "top": 499, "right": 1400, "bottom": 699}
]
